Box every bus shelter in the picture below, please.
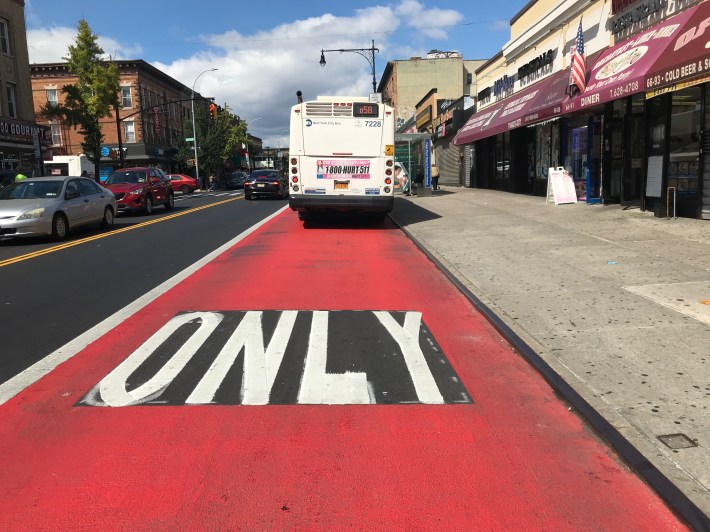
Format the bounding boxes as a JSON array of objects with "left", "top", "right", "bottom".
[{"left": 395, "top": 132, "right": 431, "bottom": 193}]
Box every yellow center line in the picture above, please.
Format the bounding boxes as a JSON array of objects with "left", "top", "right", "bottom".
[{"left": 0, "top": 196, "right": 241, "bottom": 269}]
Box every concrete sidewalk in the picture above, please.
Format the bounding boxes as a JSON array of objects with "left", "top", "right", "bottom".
[{"left": 390, "top": 187, "right": 710, "bottom": 524}]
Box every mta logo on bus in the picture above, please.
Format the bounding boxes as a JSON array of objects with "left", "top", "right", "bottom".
[
  {"left": 80, "top": 310, "right": 472, "bottom": 407},
  {"left": 306, "top": 119, "right": 313, "bottom": 127}
]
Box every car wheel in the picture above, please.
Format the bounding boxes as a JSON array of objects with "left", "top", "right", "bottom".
[
  {"left": 144, "top": 196, "right": 153, "bottom": 214},
  {"left": 180, "top": 185, "right": 190, "bottom": 194},
  {"left": 164, "top": 192, "right": 175, "bottom": 211},
  {"left": 101, "top": 206, "right": 115, "bottom": 229},
  {"left": 245, "top": 193, "right": 251, "bottom": 200},
  {"left": 52, "top": 213, "right": 69, "bottom": 240}
]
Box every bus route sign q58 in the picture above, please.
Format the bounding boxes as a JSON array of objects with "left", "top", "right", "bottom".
[{"left": 353, "top": 102, "right": 379, "bottom": 117}]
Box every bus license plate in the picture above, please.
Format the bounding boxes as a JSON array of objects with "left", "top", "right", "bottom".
[{"left": 334, "top": 181, "right": 348, "bottom": 190}]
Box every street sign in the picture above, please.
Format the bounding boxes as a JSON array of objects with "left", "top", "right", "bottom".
[
  {"left": 100, "top": 146, "right": 110, "bottom": 157},
  {"left": 185, "top": 137, "right": 195, "bottom": 142}
]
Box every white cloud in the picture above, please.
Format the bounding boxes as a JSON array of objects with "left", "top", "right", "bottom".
[
  {"left": 155, "top": 6, "right": 402, "bottom": 146},
  {"left": 26, "top": 1, "right": 465, "bottom": 147},
  {"left": 395, "top": 0, "right": 463, "bottom": 39},
  {"left": 27, "top": 27, "right": 143, "bottom": 64}
]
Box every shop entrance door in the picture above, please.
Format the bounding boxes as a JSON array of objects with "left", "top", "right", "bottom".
[
  {"left": 622, "top": 115, "right": 645, "bottom": 206},
  {"left": 609, "top": 119, "right": 623, "bottom": 203}
]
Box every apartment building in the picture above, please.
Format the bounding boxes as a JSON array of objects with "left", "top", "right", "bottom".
[
  {"left": 0, "top": 0, "right": 44, "bottom": 177},
  {"left": 32, "top": 60, "right": 207, "bottom": 180}
]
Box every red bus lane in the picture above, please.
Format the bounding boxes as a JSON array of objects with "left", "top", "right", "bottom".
[{"left": 0, "top": 212, "right": 683, "bottom": 529}]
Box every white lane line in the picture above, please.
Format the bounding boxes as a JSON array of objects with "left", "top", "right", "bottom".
[{"left": 0, "top": 206, "right": 289, "bottom": 406}]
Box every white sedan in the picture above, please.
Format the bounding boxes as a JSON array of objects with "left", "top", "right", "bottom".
[{"left": 0, "top": 176, "right": 117, "bottom": 241}]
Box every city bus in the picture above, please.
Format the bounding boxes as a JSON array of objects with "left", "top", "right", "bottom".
[{"left": 288, "top": 93, "right": 395, "bottom": 220}]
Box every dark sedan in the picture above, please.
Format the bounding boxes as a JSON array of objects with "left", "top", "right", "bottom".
[
  {"left": 226, "top": 171, "right": 248, "bottom": 190},
  {"left": 244, "top": 169, "right": 288, "bottom": 200}
]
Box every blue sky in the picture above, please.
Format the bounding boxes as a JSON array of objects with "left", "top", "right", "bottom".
[{"left": 25, "top": 0, "right": 529, "bottom": 146}]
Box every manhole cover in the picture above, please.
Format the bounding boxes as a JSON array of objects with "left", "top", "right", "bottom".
[{"left": 657, "top": 433, "right": 698, "bottom": 450}]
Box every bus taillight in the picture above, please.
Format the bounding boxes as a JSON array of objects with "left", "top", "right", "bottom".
[
  {"left": 290, "top": 158, "right": 297, "bottom": 165},
  {"left": 292, "top": 176, "right": 299, "bottom": 183},
  {"left": 385, "top": 177, "right": 392, "bottom": 185},
  {"left": 386, "top": 159, "right": 394, "bottom": 167}
]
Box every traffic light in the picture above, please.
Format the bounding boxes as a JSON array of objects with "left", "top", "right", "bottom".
[{"left": 209, "top": 103, "right": 217, "bottom": 120}]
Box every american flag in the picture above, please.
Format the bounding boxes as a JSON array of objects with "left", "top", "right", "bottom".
[{"left": 568, "top": 20, "right": 586, "bottom": 96}]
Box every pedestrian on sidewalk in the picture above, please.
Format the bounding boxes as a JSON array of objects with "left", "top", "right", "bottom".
[
  {"left": 208, "top": 174, "right": 217, "bottom": 191},
  {"left": 431, "top": 163, "right": 440, "bottom": 190}
]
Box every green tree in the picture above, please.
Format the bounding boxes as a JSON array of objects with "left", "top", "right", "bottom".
[
  {"left": 200, "top": 105, "right": 247, "bottom": 182},
  {"left": 41, "top": 19, "right": 119, "bottom": 180}
]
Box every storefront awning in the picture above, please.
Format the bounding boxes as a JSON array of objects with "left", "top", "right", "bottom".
[
  {"left": 453, "top": 74, "right": 560, "bottom": 145},
  {"left": 563, "top": 4, "right": 701, "bottom": 113},
  {"left": 453, "top": 51, "right": 605, "bottom": 146},
  {"left": 645, "top": 0, "right": 710, "bottom": 98}
]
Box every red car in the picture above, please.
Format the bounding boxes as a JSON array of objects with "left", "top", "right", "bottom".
[
  {"left": 167, "top": 174, "right": 198, "bottom": 194},
  {"left": 104, "top": 167, "right": 175, "bottom": 214}
]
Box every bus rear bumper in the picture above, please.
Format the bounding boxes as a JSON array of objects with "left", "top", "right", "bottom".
[{"left": 289, "top": 195, "right": 394, "bottom": 213}]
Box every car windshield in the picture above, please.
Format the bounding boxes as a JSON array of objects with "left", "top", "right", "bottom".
[
  {"left": 250, "top": 171, "right": 277, "bottom": 179},
  {"left": 106, "top": 170, "right": 147, "bottom": 184},
  {"left": 0, "top": 180, "right": 63, "bottom": 200}
]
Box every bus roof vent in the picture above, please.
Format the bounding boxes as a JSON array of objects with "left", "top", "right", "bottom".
[{"left": 305, "top": 102, "right": 353, "bottom": 117}]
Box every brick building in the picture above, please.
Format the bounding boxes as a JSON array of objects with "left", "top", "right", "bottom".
[
  {"left": 0, "top": 0, "right": 45, "bottom": 177},
  {"left": 31, "top": 60, "right": 209, "bottom": 179}
]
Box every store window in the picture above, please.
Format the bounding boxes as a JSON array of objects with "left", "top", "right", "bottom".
[
  {"left": 123, "top": 120, "right": 136, "bottom": 143},
  {"left": 0, "top": 19, "right": 11, "bottom": 55},
  {"left": 667, "top": 87, "right": 701, "bottom": 197},
  {"left": 121, "top": 86, "right": 132, "bottom": 108},
  {"left": 495, "top": 132, "right": 510, "bottom": 186}
]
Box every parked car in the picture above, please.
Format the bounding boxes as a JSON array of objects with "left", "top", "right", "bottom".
[
  {"left": 244, "top": 169, "right": 288, "bottom": 200},
  {"left": 226, "top": 171, "right": 248, "bottom": 190},
  {"left": 0, "top": 176, "right": 116, "bottom": 241},
  {"left": 104, "top": 167, "right": 174, "bottom": 214},
  {"left": 166, "top": 174, "right": 198, "bottom": 194}
]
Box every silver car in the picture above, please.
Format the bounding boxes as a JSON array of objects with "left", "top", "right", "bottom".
[{"left": 0, "top": 176, "right": 117, "bottom": 241}]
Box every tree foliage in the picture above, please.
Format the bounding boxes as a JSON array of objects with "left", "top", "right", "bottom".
[
  {"left": 41, "top": 19, "right": 119, "bottom": 179},
  {"left": 197, "top": 104, "right": 248, "bottom": 179}
]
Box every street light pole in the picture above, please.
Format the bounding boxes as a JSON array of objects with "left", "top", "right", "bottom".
[
  {"left": 245, "top": 117, "right": 262, "bottom": 171},
  {"left": 319, "top": 39, "right": 379, "bottom": 93},
  {"left": 191, "top": 67, "right": 218, "bottom": 188}
]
